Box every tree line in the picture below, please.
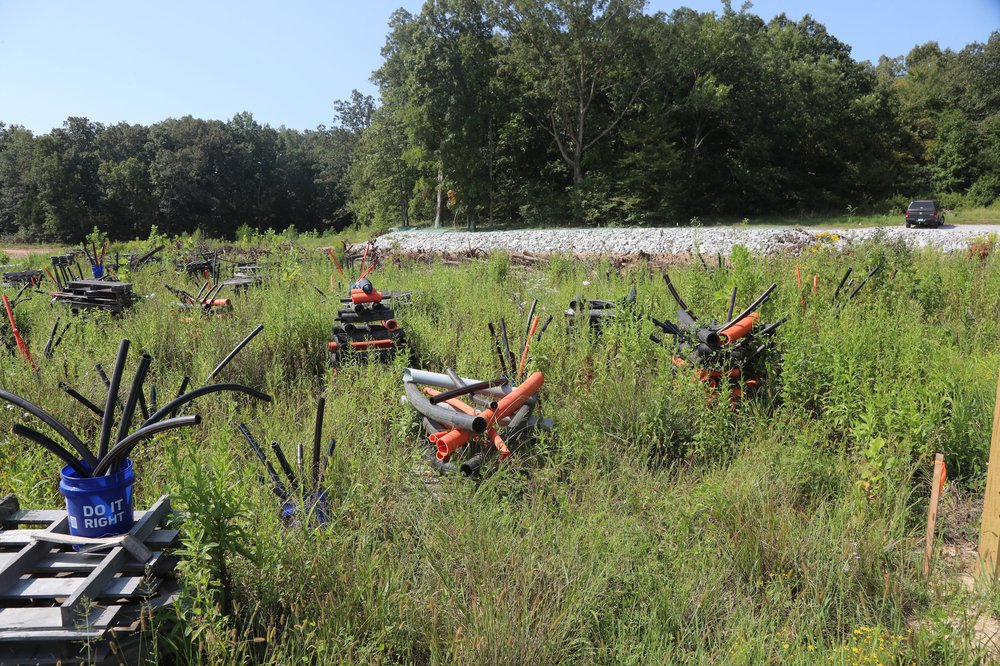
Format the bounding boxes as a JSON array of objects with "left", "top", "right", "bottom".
[{"left": 1, "top": 1, "right": 997, "bottom": 242}]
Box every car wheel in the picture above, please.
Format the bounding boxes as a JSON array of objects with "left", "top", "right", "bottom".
[{"left": 905, "top": 221, "right": 911, "bottom": 228}]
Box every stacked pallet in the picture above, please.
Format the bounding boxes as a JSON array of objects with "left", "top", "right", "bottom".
[
  {"left": 52, "top": 280, "right": 138, "bottom": 315},
  {"left": 328, "top": 278, "right": 408, "bottom": 365},
  {"left": 0, "top": 495, "right": 180, "bottom": 665}
]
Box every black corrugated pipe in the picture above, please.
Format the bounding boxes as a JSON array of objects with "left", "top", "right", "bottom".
[
  {"left": 0, "top": 389, "right": 96, "bottom": 469},
  {"left": 141, "top": 384, "right": 272, "bottom": 428},
  {"left": 94, "top": 415, "right": 202, "bottom": 476},
  {"left": 115, "top": 354, "right": 152, "bottom": 447}
]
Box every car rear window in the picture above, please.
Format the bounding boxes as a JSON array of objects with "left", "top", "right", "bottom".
[{"left": 908, "top": 201, "right": 935, "bottom": 210}]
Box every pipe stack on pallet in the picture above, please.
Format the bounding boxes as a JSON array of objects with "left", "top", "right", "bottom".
[
  {"left": 651, "top": 273, "right": 785, "bottom": 401},
  {"left": 2, "top": 269, "right": 43, "bottom": 287},
  {"left": 51, "top": 280, "right": 138, "bottom": 315},
  {"left": 328, "top": 277, "right": 409, "bottom": 365},
  {"left": 565, "top": 287, "right": 636, "bottom": 333}
]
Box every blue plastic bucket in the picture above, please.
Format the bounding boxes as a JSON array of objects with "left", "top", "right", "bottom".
[
  {"left": 91, "top": 264, "right": 104, "bottom": 279},
  {"left": 59, "top": 459, "right": 135, "bottom": 538}
]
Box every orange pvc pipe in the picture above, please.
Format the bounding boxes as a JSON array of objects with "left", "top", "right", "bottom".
[
  {"left": 718, "top": 312, "right": 759, "bottom": 344},
  {"left": 517, "top": 315, "right": 540, "bottom": 378},
  {"left": 422, "top": 387, "right": 510, "bottom": 457},
  {"left": 324, "top": 247, "right": 344, "bottom": 276},
  {"left": 328, "top": 341, "right": 339, "bottom": 351},
  {"left": 358, "top": 244, "right": 370, "bottom": 280},
  {"left": 381, "top": 319, "right": 398, "bottom": 331},
  {"left": 349, "top": 339, "right": 393, "bottom": 350},
  {"left": 350, "top": 290, "right": 383, "bottom": 305},
  {"left": 812, "top": 274, "right": 818, "bottom": 294},
  {"left": 432, "top": 428, "right": 471, "bottom": 460},
  {"left": 795, "top": 264, "right": 802, "bottom": 288},
  {"left": 479, "top": 371, "right": 544, "bottom": 430},
  {"left": 209, "top": 299, "right": 231, "bottom": 307}
]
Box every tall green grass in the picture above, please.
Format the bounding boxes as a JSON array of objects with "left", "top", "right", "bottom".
[{"left": 0, "top": 234, "right": 997, "bottom": 663}]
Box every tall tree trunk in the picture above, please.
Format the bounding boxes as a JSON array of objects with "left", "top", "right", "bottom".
[{"left": 434, "top": 162, "right": 444, "bottom": 228}]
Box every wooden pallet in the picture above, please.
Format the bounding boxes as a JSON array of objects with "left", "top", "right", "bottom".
[
  {"left": 0, "top": 495, "right": 180, "bottom": 665},
  {"left": 52, "top": 280, "right": 137, "bottom": 315}
]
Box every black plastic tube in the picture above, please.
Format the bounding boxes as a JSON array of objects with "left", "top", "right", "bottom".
[
  {"left": 0, "top": 389, "right": 96, "bottom": 469},
  {"left": 141, "top": 384, "right": 272, "bottom": 428},
  {"left": 209, "top": 324, "right": 264, "bottom": 379},
  {"left": 663, "top": 273, "right": 697, "bottom": 321},
  {"left": 317, "top": 437, "right": 336, "bottom": 487},
  {"left": 171, "top": 376, "right": 191, "bottom": 417},
  {"left": 849, "top": 266, "right": 881, "bottom": 300},
  {"left": 718, "top": 283, "right": 777, "bottom": 332},
  {"left": 59, "top": 383, "right": 103, "bottom": 418},
  {"left": 833, "top": 267, "right": 853, "bottom": 302},
  {"left": 237, "top": 423, "right": 286, "bottom": 498},
  {"left": 403, "top": 381, "right": 487, "bottom": 433},
  {"left": 97, "top": 340, "right": 131, "bottom": 460},
  {"left": 460, "top": 403, "right": 533, "bottom": 477},
  {"left": 312, "top": 397, "right": 325, "bottom": 486},
  {"left": 726, "top": 286, "right": 738, "bottom": 321},
  {"left": 149, "top": 384, "right": 157, "bottom": 414},
  {"left": 756, "top": 317, "right": 788, "bottom": 337},
  {"left": 11, "top": 423, "right": 90, "bottom": 476},
  {"left": 429, "top": 378, "right": 508, "bottom": 405},
  {"left": 487, "top": 322, "right": 509, "bottom": 377},
  {"left": 94, "top": 415, "right": 202, "bottom": 476},
  {"left": 115, "top": 354, "right": 152, "bottom": 446},
  {"left": 523, "top": 299, "right": 538, "bottom": 356},
  {"left": 536, "top": 315, "right": 553, "bottom": 342},
  {"left": 42, "top": 318, "right": 59, "bottom": 358},
  {"left": 195, "top": 281, "right": 210, "bottom": 301},
  {"left": 499, "top": 318, "right": 516, "bottom": 376},
  {"left": 270, "top": 441, "right": 297, "bottom": 486}
]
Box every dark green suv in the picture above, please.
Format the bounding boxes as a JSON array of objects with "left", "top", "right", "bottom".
[{"left": 905, "top": 200, "right": 944, "bottom": 228}]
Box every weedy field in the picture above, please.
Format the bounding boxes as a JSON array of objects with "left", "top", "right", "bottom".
[{"left": 2, "top": 230, "right": 1000, "bottom": 664}]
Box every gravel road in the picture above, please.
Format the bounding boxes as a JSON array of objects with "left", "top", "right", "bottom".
[{"left": 374, "top": 224, "right": 1000, "bottom": 257}]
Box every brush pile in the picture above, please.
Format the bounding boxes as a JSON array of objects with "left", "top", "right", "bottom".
[
  {"left": 652, "top": 274, "right": 785, "bottom": 401},
  {"left": 565, "top": 287, "right": 636, "bottom": 333}
]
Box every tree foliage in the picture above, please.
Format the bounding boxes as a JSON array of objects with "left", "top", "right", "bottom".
[{"left": 0, "top": 5, "right": 996, "bottom": 240}]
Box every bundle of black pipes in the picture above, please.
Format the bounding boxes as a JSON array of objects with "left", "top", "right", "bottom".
[
  {"left": 51, "top": 279, "right": 138, "bottom": 315},
  {"left": 328, "top": 277, "right": 410, "bottom": 365},
  {"left": 179, "top": 251, "right": 221, "bottom": 283},
  {"left": 652, "top": 273, "right": 786, "bottom": 401},
  {"left": 565, "top": 287, "right": 637, "bottom": 333},
  {"left": 237, "top": 396, "right": 335, "bottom": 526},
  {"left": 1, "top": 338, "right": 272, "bottom": 478},
  {"left": 2, "top": 269, "right": 43, "bottom": 287}
]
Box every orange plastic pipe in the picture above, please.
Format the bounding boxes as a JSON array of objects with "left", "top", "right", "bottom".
[
  {"left": 381, "top": 319, "right": 398, "bottom": 331},
  {"left": 718, "top": 312, "right": 759, "bottom": 344},
  {"left": 431, "top": 428, "right": 471, "bottom": 460},
  {"left": 479, "top": 371, "right": 544, "bottom": 430},
  {"left": 517, "top": 315, "right": 540, "bottom": 378},
  {"left": 209, "top": 299, "right": 231, "bottom": 307},
  {"left": 795, "top": 264, "right": 802, "bottom": 288},
  {"left": 812, "top": 274, "right": 818, "bottom": 294},
  {"left": 324, "top": 247, "right": 344, "bottom": 276},
  {"left": 350, "top": 339, "right": 393, "bottom": 350},
  {"left": 351, "top": 290, "right": 383, "bottom": 304},
  {"left": 358, "top": 244, "right": 370, "bottom": 280},
  {"left": 422, "top": 387, "right": 509, "bottom": 457},
  {"left": 328, "top": 341, "right": 339, "bottom": 351}
]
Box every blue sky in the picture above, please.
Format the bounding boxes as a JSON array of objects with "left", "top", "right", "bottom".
[{"left": 0, "top": 0, "right": 996, "bottom": 134}]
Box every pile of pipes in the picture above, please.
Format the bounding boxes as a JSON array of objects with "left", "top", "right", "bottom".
[
  {"left": 565, "top": 287, "right": 636, "bottom": 333},
  {"left": 2, "top": 338, "right": 272, "bottom": 479},
  {"left": 652, "top": 274, "right": 785, "bottom": 401},
  {"left": 51, "top": 280, "right": 138, "bottom": 315},
  {"left": 402, "top": 305, "right": 553, "bottom": 476},
  {"left": 221, "top": 263, "right": 265, "bottom": 291},
  {"left": 2, "top": 269, "right": 43, "bottom": 287},
  {"left": 238, "top": 396, "right": 335, "bottom": 526},
  {"left": 328, "top": 277, "right": 409, "bottom": 365},
  {"left": 165, "top": 280, "right": 231, "bottom": 315},
  {"left": 179, "top": 252, "right": 220, "bottom": 283},
  {"left": 402, "top": 368, "right": 550, "bottom": 476},
  {"left": 126, "top": 244, "right": 165, "bottom": 270},
  {"left": 49, "top": 252, "right": 89, "bottom": 285}
]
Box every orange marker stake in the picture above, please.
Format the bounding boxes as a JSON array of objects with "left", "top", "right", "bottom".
[
  {"left": 795, "top": 264, "right": 802, "bottom": 289},
  {"left": 3, "top": 293, "right": 35, "bottom": 370},
  {"left": 357, "top": 244, "right": 370, "bottom": 280},
  {"left": 812, "top": 274, "right": 818, "bottom": 294},
  {"left": 324, "top": 248, "right": 344, "bottom": 276}
]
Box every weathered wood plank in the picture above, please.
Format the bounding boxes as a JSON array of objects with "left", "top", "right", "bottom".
[
  {"left": 0, "top": 528, "right": 178, "bottom": 548},
  {"left": 0, "top": 517, "right": 67, "bottom": 591},
  {"left": 2, "top": 575, "right": 157, "bottom": 600},
  {"left": 0, "top": 551, "right": 172, "bottom": 574},
  {"left": 0, "top": 605, "right": 119, "bottom": 635}
]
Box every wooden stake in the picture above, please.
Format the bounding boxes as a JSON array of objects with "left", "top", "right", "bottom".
[
  {"left": 978, "top": 369, "right": 1000, "bottom": 578},
  {"left": 923, "top": 453, "right": 945, "bottom": 578}
]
